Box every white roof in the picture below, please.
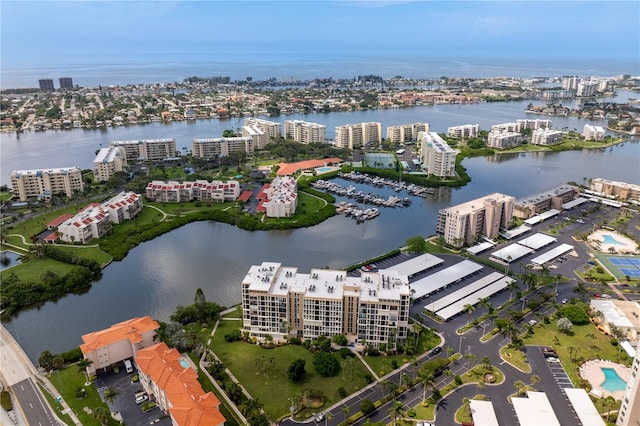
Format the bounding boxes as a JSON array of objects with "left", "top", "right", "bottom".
[
  {"left": 563, "top": 388, "right": 606, "bottom": 426},
  {"left": 467, "top": 241, "right": 495, "bottom": 255},
  {"left": 410, "top": 260, "right": 483, "bottom": 300},
  {"left": 424, "top": 272, "right": 503, "bottom": 313},
  {"left": 538, "top": 208, "right": 561, "bottom": 220},
  {"left": 590, "top": 299, "right": 634, "bottom": 328},
  {"left": 518, "top": 233, "right": 557, "bottom": 250},
  {"left": 436, "top": 277, "right": 513, "bottom": 321},
  {"left": 469, "top": 400, "right": 499, "bottom": 426},
  {"left": 512, "top": 392, "right": 561, "bottom": 426},
  {"left": 491, "top": 244, "right": 533, "bottom": 262},
  {"left": 562, "top": 197, "right": 589, "bottom": 210},
  {"left": 524, "top": 216, "right": 542, "bottom": 225},
  {"left": 501, "top": 225, "right": 532, "bottom": 240},
  {"left": 620, "top": 340, "right": 636, "bottom": 358},
  {"left": 530, "top": 243, "right": 574, "bottom": 265},
  {"left": 391, "top": 254, "right": 444, "bottom": 277}
]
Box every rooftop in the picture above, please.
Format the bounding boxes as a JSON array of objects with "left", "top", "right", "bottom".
[{"left": 80, "top": 316, "right": 159, "bottom": 354}]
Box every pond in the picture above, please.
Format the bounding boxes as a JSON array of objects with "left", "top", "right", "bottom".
[{"left": 0, "top": 250, "right": 22, "bottom": 272}]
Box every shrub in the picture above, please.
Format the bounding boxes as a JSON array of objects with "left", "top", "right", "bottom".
[
  {"left": 332, "top": 334, "right": 348, "bottom": 346},
  {"left": 1, "top": 390, "right": 13, "bottom": 411},
  {"left": 287, "top": 359, "right": 307, "bottom": 382},
  {"left": 454, "top": 375, "right": 463, "bottom": 385},
  {"left": 561, "top": 305, "right": 590, "bottom": 325},
  {"left": 360, "top": 399, "right": 376, "bottom": 415},
  {"left": 224, "top": 329, "right": 242, "bottom": 343},
  {"left": 289, "top": 337, "right": 302, "bottom": 345},
  {"left": 313, "top": 352, "right": 341, "bottom": 377},
  {"left": 338, "top": 387, "right": 347, "bottom": 398},
  {"left": 339, "top": 347, "right": 355, "bottom": 359}
]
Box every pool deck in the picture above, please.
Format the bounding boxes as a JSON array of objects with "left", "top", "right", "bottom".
[
  {"left": 589, "top": 229, "right": 638, "bottom": 255},
  {"left": 579, "top": 359, "right": 631, "bottom": 400}
]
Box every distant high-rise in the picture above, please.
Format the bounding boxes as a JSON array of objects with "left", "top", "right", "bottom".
[
  {"left": 39, "top": 79, "right": 54, "bottom": 91},
  {"left": 59, "top": 77, "right": 73, "bottom": 89}
]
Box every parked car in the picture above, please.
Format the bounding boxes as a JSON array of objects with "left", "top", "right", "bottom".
[
  {"left": 546, "top": 357, "right": 560, "bottom": 363},
  {"left": 542, "top": 347, "right": 558, "bottom": 358},
  {"left": 430, "top": 346, "right": 442, "bottom": 356},
  {"left": 528, "top": 319, "right": 537, "bottom": 326},
  {"left": 135, "top": 391, "right": 148, "bottom": 404},
  {"left": 561, "top": 298, "right": 568, "bottom": 304}
]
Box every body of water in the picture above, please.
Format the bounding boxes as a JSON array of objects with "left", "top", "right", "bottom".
[{"left": 2, "top": 98, "right": 639, "bottom": 361}]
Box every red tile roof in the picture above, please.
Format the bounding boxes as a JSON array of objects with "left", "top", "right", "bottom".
[
  {"left": 237, "top": 191, "right": 252, "bottom": 202},
  {"left": 48, "top": 214, "right": 73, "bottom": 227},
  {"left": 276, "top": 158, "right": 342, "bottom": 175},
  {"left": 80, "top": 316, "right": 159, "bottom": 354}
]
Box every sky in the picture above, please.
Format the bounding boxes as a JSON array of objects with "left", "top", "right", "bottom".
[{"left": 1, "top": 1, "right": 639, "bottom": 85}]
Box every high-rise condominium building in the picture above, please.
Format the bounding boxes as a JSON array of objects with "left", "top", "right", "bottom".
[
  {"left": 577, "top": 81, "right": 597, "bottom": 97},
  {"left": 582, "top": 124, "right": 605, "bottom": 141},
  {"left": 447, "top": 124, "right": 479, "bottom": 139},
  {"left": 110, "top": 139, "right": 176, "bottom": 162},
  {"left": 284, "top": 120, "right": 326, "bottom": 144},
  {"left": 241, "top": 262, "right": 410, "bottom": 348},
  {"left": 191, "top": 137, "right": 254, "bottom": 158},
  {"left": 591, "top": 178, "right": 640, "bottom": 202},
  {"left": 59, "top": 77, "right": 73, "bottom": 89},
  {"left": 386, "top": 123, "right": 429, "bottom": 143},
  {"left": 531, "top": 128, "right": 563, "bottom": 146},
  {"left": 244, "top": 118, "right": 282, "bottom": 141},
  {"left": 93, "top": 146, "right": 125, "bottom": 182},
  {"left": 419, "top": 132, "right": 457, "bottom": 177},
  {"left": 513, "top": 184, "right": 578, "bottom": 219},
  {"left": 616, "top": 347, "right": 639, "bottom": 426},
  {"left": 335, "top": 122, "right": 382, "bottom": 149},
  {"left": 10, "top": 167, "right": 84, "bottom": 201},
  {"left": 39, "top": 79, "right": 54, "bottom": 91},
  {"left": 437, "top": 193, "right": 515, "bottom": 247}
]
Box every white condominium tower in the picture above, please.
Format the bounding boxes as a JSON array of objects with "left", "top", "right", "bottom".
[
  {"left": 110, "top": 138, "right": 177, "bottom": 162},
  {"left": 447, "top": 124, "right": 479, "bottom": 139},
  {"left": 192, "top": 137, "right": 254, "bottom": 158},
  {"left": 10, "top": 167, "right": 84, "bottom": 202},
  {"left": 284, "top": 120, "right": 326, "bottom": 144},
  {"left": 93, "top": 146, "right": 125, "bottom": 182},
  {"left": 386, "top": 123, "right": 429, "bottom": 144},
  {"left": 335, "top": 122, "right": 382, "bottom": 149},
  {"left": 419, "top": 132, "right": 458, "bottom": 177},
  {"left": 243, "top": 118, "right": 282, "bottom": 141},
  {"left": 617, "top": 347, "right": 639, "bottom": 426},
  {"left": 241, "top": 262, "right": 410, "bottom": 348}
]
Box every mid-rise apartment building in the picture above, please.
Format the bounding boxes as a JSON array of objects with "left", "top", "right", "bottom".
[
  {"left": 59, "top": 77, "right": 73, "bottom": 89},
  {"left": 419, "top": 132, "right": 457, "bottom": 177},
  {"left": 244, "top": 117, "right": 282, "bottom": 141},
  {"left": 242, "top": 125, "right": 269, "bottom": 149},
  {"left": 491, "top": 122, "right": 518, "bottom": 133},
  {"left": 57, "top": 203, "right": 112, "bottom": 243},
  {"left": 582, "top": 124, "right": 606, "bottom": 141},
  {"left": 437, "top": 193, "right": 515, "bottom": 248},
  {"left": 591, "top": 178, "right": 640, "bottom": 202},
  {"left": 93, "top": 146, "right": 125, "bottom": 182},
  {"left": 110, "top": 139, "right": 176, "bottom": 162},
  {"left": 513, "top": 184, "right": 578, "bottom": 219},
  {"left": 517, "top": 119, "right": 552, "bottom": 130},
  {"left": 101, "top": 191, "right": 143, "bottom": 224},
  {"left": 192, "top": 136, "right": 254, "bottom": 158},
  {"left": 562, "top": 76, "right": 580, "bottom": 91},
  {"left": 577, "top": 81, "right": 597, "bottom": 97},
  {"left": 447, "top": 124, "right": 479, "bottom": 139},
  {"left": 617, "top": 346, "right": 640, "bottom": 426},
  {"left": 80, "top": 316, "right": 160, "bottom": 377},
  {"left": 284, "top": 120, "right": 326, "bottom": 144},
  {"left": 386, "top": 123, "right": 429, "bottom": 144},
  {"left": 487, "top": 131, "right": 522, "bottom": 149},
  {"left": 10, "top": 167, "right": 84, "bottom": 202},
  {"left": 39, "top": 79, "right": 54, "bottom": 91},
  {"left": 257, "top": 176, "right": 298, "bottom": 218},
  {"left": 531, "top": 128, "right": 563, "bottom": 146},
  {"left": 145, "top": 180, "right": 240, "bottom": 203},
  {"left": 335, "top": 122, "right": 382, "bottom": 149},
  {"left": 241, "top": 262, "right": 410, "bottom": 348},
  {"left": 135, "top": 343, "right": 225, "bottom": 426}
]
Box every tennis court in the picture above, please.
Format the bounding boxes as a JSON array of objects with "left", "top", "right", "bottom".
[
  {"left": 598, "top": 255, "right": 640, "bottom": 279},
  {"left": 608, "top": 257, "right": 640, "bottom": 267}
]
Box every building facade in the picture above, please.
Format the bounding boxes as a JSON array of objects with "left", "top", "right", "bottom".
[
  {"left": 192, "top": 136, "right": 254, "bottom": 158},
  {"left": 10, "top": 167, "right": 84, "bottom": 202},
  {"left": 591, "top": 178, "right": 640, "bottom": 202},
  {"left": 577, "top": 81, "right": 597, "bottom": 97},
  {"left": 145, "top": 180, "right": 240, "bottom": 203},
  {"left": 59, "top": 77, "right": 73, "bottom": 89},
  {"left": 617, "top": 346, "right": 640, "bottom": 426},
  {"left": 284, "top": 120, "right": 326, "bottom": 144},
  {"left": 437, "top": 193, "right": 515, "bottom": 248},
  {"left": 242, "top": 125, "right": 269, "bottom": 149},
  {"left": 531, "top": 128, "right": 563, "bottom": 146},
  {"left": 487, "top": 130, "right": 522, "bottom": 149},
  {"left": 513, "top": 184, "right": 579, "bottom": 219},
  {"left": 101, "top": 191, "right": 143, "bottom": 224},
  {"left": 582, "top": 124, "right": 606, "bottom": 141},
  {"left": 110, "top": 139, "right": 177, "bottom": 162},
  {"left": 447, "top": 124, "right": 479, "bottom": 139},
  {"left": 244, "top": 117, "right": 282, "bottom": 141},
  {"left": 386, "top": 123, "right": 429, "bottom": 144},
  {"left": 39, "top": 79, "right": 54, "bottom": 91},
  {"left": 241, "top": 262, "right": 411, "bottom": 348},
  {"left": 335, "top": 122, "right": 382, "bottom": 149},
  {"left": 419, "top": 132, "right": 457, "bottom": 177},
  {"left": 258, "top": 176, "right": 298, "bottom": 218},
  {"left": 93, "top": 146, "right": 125, "bottom": 182}
]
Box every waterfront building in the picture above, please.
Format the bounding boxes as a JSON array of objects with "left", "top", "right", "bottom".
[
  {"left": 491, "top": 122, "right": 518, "bottom": 133},
  {"left": 617, "top": 346, "right": 640, "bottom": 426},
  {"left": 244, "top": 117, "right": 282, "bottom": 141},
  {"left": 192, "top": 136, "right": 254, "bottom": 158},
  {"left": 590, "top": 299, "right": 640, "bottom": 343},
  {"left": 582, "top": 124, "right": 606, "bottom": 141},
  {"left": 59, "top": 77, "right": 73, "bottom": 89},
  {"left": 513, "top": 184, "right": 579, "bottom": 219},
  {"left": 284, "top": 120, "right": 326, "bottom": 144},
  {"left": 447, "top": 124, "right": 479, "bottom": 139},
  {"left": 80, "top": 316, "right": 159, "bottom": 377},
  {"left": 335, "top": 122, "right": 382, "bottom": 149},
  {"left": 256, "top": 176, "right": 298, "bottom": 218},
  {"left": 531, "top": 128, "right": 564, "bottom": 146},
  {"left": 241, "top": 262, "right": 410, "bottom": 348},
  {"left": 10, "top": 166, "right": 84, "bottom": 202},
  {"left": 591, "top": 178, "right": 640, "bottom": 202},
  {"left": 516, "top": 119, "right": 552, "bottom": 130},
  {"left": 57, "top": 203, "right": 112, "bottom": 243},
  {"left": 487, "top": 130, "right": 522, "bottom": 149},
  {"left": 101, "top": 191, "right": 143, "bottom": 224},
  {"left": 598, "top": 79, "right": 611, "bottom": 92},
  {"left": 577, "top": 81, "right": 597, "bottom": 97},
  {"left": 110, "top": 138, "right": 177, "bottom": 162},
  {"left": 386, "top": 122, "right": 429, "bottom": 144},
  {"left": 242, "top": 124, "right": 269, "bottom": 149},
  {"left": 419, "top": 132, "right": 457, "bottom": 177},
  {"left": 145, "top": 180, "right": 240, "bottom": 203},
  {"left": 437, "top": 193, "right": 515, "bottom": 248},
  {"left": 135, "top": 343, "right": 225, "bottom": 426},
  {"left": 93, "top": 146, "right": 125, "bottom": 182},
  {"left": 38, "top": 78, "right": 54, "bottom": 91},
  {"left": 562, "top": 76, "right": 580, "bottom": 91}
]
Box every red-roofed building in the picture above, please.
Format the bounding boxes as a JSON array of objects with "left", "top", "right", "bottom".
[
  {"left": 276, "top": 158, "right": 342, "bottom": 176},
  {"left": 237, "top": 190, "right": 252, "bottom": 203},
  {"left": 135, "top": 343, "right": 225, "bottom": 426},
  {"left": 146, "top": 180, "right": 240, "bottom": 203},
  {"left": 57, "top": 203, "right": 112, "bottom": 243},
  {"left": 80, "top": 316, "right": 159, "bottom": 377},
  {"left": 47, "top": 214, "right": 73, "bottom": 230}
]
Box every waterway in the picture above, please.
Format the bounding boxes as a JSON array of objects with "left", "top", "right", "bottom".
[{"left": 1, "top": 96, "right": 639, "bottom": 361}]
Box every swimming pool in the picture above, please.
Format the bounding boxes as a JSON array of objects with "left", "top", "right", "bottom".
[
  {"left": 0, "top": 250, "right": 22, "bottom": 272},
  {"left": 602, "top": 235, "right": 623, "bottom": 245},
  {"left": 600, "top": 367, "right": 627, "bottom": 393},
  {"left": 316, "top": 166, "right": 333, "bottom": 173}
]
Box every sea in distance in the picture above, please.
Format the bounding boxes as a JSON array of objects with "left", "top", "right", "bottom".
[{"left": 2, "top": 87, "right": 640, "bottom": 361}]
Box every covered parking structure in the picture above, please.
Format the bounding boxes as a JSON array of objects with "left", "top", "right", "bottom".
[
  {"left": 517, "top": 233, "right": 557, "bottom": 250},
  {"left": 563, "top": 388, "right": 605, "bottom": 426},
  {"left": 524, "top": 208, "right": 561, "bottom": 226},
  {"left": 435, "top": 276, "right": 514, "bottom": 321},
  {"left": 501, "top": 225, "right": 532, "bottom": 240},
  {"left": 391, "top": 253, "right": 444, "bottom": 278},
  {"left": 529, "top": 243, "right": 574, "bottom": 265},
  {"left": 469, "top": 400, "right": 500, "bottom": 426},
  {"left": 410, "top": 260, "right": 483, "bottom": 301},
  {"left": 562, "top": 197, "right": 589, "bottom": 210},
  {"left": 491, "top": 244, "right": 533, "bottom": 263},
  {"left": 424, "top": 271, "right": 503, "bottom": 313},
  {"left": 466, "top": 241, "right": 495, "bottom": 255}
]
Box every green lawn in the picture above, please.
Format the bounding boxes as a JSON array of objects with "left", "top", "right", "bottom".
[
  {"left": 37, "top": 383, "right": 74, "bottom": 426},
  {"left": 0, "top": 257, "right": 76, "bottom": 282},
  {"left": 144, "top": 200, "right": 238, "bottom": 217},
  {"left": 500, "top": 346, "right": 531, "bottom": 373},
  {"left": 210, "top": 318, "right": 371, "bottom": 420},
  {"left": 53, "top": 246, "right": 113, "bottom": 266},
  {"left": 363, "top": 330, "right": 441, "bottom": 376}
]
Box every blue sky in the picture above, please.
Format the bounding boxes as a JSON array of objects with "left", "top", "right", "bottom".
[{"left": 2, "top": 1, "right": 638, "bottom": 65}]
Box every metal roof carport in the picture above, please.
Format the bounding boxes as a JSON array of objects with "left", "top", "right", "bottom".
[
  {"left": 469, "top": 400, "right": 499, "bottom": 426},
  {"left": 391, "top": 253, "right": 444, "bottom": 278},
  {"left": 512, "top": 392, "right": 561, "bottom": 426},
  {"left": 436, "top": 276, "right": 513, "bottom": 321},
  {"left": 410, "top": 260, "right": 483, "bottom": 300},
  {"left": 517, "top": 233, "right": 557, "bottom": 250},
  {"left": 424, "top": 271, "right": 503, "bottom": 313},
  {"left": 466, "top": 241, "right": 495, "bottom": 255},
  {"left": 529, "top": 243, "right": 574, "bottom": 265},
  {"left": 562, "top": 197, "right": 589, "bottom": 210},
  {"left": 491, "top": 244, "right": 533, "bottom": 263},
  {"left": 563, "top": 388, "right": 605, "bottom": 426}
]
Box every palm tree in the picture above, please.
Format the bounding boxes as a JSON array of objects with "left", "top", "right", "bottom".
[
  {"left": 522, "top": 272, "right": 537, "bottom": 291},
  {"left": 240, "top": 398, "right": 263, "bottom": 417},
  {"left": 342, "top": 404, "right": 351, "bottom": 420},
  {"left": 388, "top": 400, "right": 405, "bottom": 425},
  {"left": 514, "top": 380, "right": 526, "bottom": 396},
  {"left": 464, "top": 304, "right": 475, "bottom": 325},
  {"left": 573, "top": 281, "right": 587, "bottom": 302},
  {"left": 93, "top": 407, "right": 110, "bottom": 425},
  {"left": 508, "top": 280, "right": 520, "bottom": 300},
  {"left": 76, "top": 357, "right": 93, "bottom": 382},
  {"left": 530, "top": 374, "right": 540, "bottom": 389},
  {"left": 479, "top": 297, "right": 492, "bottom": 315},
  {"left": 103, "top": 388, "right": 120, "bottom": 414},
  {"left": 420, "top": 372, "right": 436, "bottom": 404},
  {"left": 465, "top": 352, "right": 477, "bottom": 369}
]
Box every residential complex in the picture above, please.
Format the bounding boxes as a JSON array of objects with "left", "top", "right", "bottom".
[
  {"left": 100, "top": 191, "right": 144, "bottom": 224},
  {"left": 577, "top": 81, "right": 597, "bottom": 97},
  {"left": 10, "top": 166, "right": 84, "bottom": 202},
  {"left": 243, "top": 117, "right": 282, "bottom": 141},
  {"left": 145, "top": 180, "right": 240, "bottom": 203},
  {"left": 447, "top": 124, "right": 479, "bottom": 139},
  {"left": 79, "top": 316, "right": 160, "bottom": 377},
  {"left": 284, "top": 120, "right": 326, "bottom": 144},
  {"left": 241, "top": 262, "right": 410, "bottom": 347},
  {"left": 386, "top": 122, "right": 429, "bottom": 144},
  {"left": 110, "top": 138, "right": 177, "bottom": 162},
  {"left": 256, "top": 176, "right": 298, "bottom": 218},
  {"left": 487, "top": 130, "right": 522, "bottom": 149},
  {"left": 135, "top": 342, "right": 225, "bottom": 426},
  {"left": 590, "top": 178, "right": 640, "bottom": 202},
  {"left": 437, "top": 193, "right": 515, "bottom": 248},
  {"left": 531, "top": 128, "right": 564, "bottom": 146},
  {"left": 93, "top": 146, "right": 125, "bottom": 182},
  {"left": 419, "top": 132, "right": 458, "bottom": 177},
  {"left": 513, "top": 184, "right": 579, "bottom": 219},
  {"left": 38, "top": 78, "right": 54, "bottom": 91},
  {"left": 59, "top": 77, "right": 73, "bottom": 89},
  {"left": 617, "top": 347, "right": 640, "bottom": 426},
  {"left": 491, "top": 119, "right": 551, "bottom": 134},
  {"left": 583, "top": 124, "right": 606, "bottom": 141},
  {"left": 192, "top": 136, "right": 254, "bottom": 158},
  {"left": 335, "top": 122, "right": 382, "bottom": 149},
  {"left": 241, "top": 124, "right": 269, "bottom": 149}
]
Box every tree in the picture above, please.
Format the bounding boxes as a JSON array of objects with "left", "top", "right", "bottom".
[
  {"left": 332, "top": 334, "right": 348, "bottom": 346},
  {"left": 464, "top": 304, "right": 475, "bottom": 325},
  {"left": 313, "top": 352, "right": 340, "bottom": 377},
  {"left": 573, "top": 281, "right": 587, "bottom": 302},
  {"left": 39, "top": 350, "right": 55, "bottom": 371},
  {"left": 360, "top": 399, "right": 375, "bottom": 415},
  {"left": 419, "top": 372, "right": 436, "bottom": 404},
  {"left": 406, "top": 236, "right": 426, "bottom": 253},
  {"left": 93, "top": 407, "right": 111, "bottom": 425},
  {"left": 287, "top": 358, "right": 307, "bottom": 382},
  {"left": 77, "top": 357, "right": 93, "bottom": 381},
  {"left": 508, "top": 280, "right": 520, "bottom": 300},
  {"left": 388, "top": 400, "right": 404, "bottom": 425},
  {"left": 103, "top": 388, "right": 120, "bottom": 414},
  {"left": 240, "top": 398, "right": 263, "bottom": 417}
]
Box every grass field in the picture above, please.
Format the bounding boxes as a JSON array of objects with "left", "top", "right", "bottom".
[
  {"left": 53, "top": 246, "right": 113, "bottom": 266},
  {"left": 363, "top": 330, "right": 441, "bottom": 376},
  {"left": 0, "top": 257, "right": 76, "bottom": 282}
]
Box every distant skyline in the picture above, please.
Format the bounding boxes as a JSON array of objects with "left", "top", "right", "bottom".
[{"left": 1, "top": 1, "right": 639, "bottom": 87}]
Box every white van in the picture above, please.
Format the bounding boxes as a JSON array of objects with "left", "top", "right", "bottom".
[{"left": 124, "top": 359, "right": 134, "bottom": 374}]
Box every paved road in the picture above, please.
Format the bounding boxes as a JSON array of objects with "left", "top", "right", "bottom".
[{"left": 11, "top": 378, "right": 61, "bottom": 426}]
